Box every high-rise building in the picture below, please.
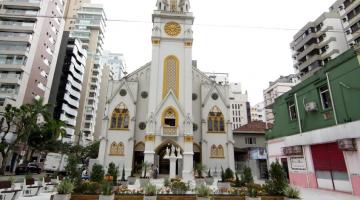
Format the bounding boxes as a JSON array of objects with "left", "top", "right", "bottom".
[
  {"left": 229, "top": 83, "right": 250, "bottom": 130},
  {"left": 330, "top": 0, "right": 360, "bottom": 47},
  {"left": 0, "top": 0, "right": 66, "bottom": 111},
  {"left": 250, "top": 102, "right": 266, "bottom": 122},
  {"left": 102, "top": 52, "right": 127, "bottom": 81},
  {"left": 263, "top": 74, "right": 298, "bottom": 124},
  {"left": 290, "top": 12, "right": 348, "bottom": 80},
  {"left": 71, "top": 3, "right": 106, "bottom": 145}
]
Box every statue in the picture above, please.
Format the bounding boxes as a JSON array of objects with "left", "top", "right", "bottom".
[
  {"left": 147, "top": 112, "right": 155, "bottom": 132},
  {"left": 164, "top": 147, "right": 170, "bottom": 159},
  {"left": 171, "top": 145, "right": 176, "bottom": 156}
]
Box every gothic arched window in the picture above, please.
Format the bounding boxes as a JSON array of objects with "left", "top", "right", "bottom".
[
  {"left": 110, "top": 103, "right": 130, "bottom": 130},
  {"left": 208, "top": 106, "right": 225, "bottom": 132},
  {"left": 163, "top": 55, "right": 179, "bottom": 98},
  {"left": 211, "top": 145, "right": 217, "bottom": 158},
  {"left": 163, "top": 107, "right": 177, "bottom": 127},
  {"left": 109, "top": 142, "right": 125, "bottom": 156},
  {"left": 170, "top": 0, "right": 177, "bottom": 11},
  {"left": 217, "top": 145, "right": 224, "bottom": 158},
  {"left": 210, "top": 144, "right": 225, "bottom": 158}
]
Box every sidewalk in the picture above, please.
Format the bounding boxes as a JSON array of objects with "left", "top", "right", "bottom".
[{"left": 299, "top": 188, "right": 360, "bottom": 200}]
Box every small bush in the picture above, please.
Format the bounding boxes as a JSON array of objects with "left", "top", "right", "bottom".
[
  {"left": 144, "top": 183, "right": 157, "bottom": 196},
  {"left": 74, "top": 181, "right": 101, "bottom": 195},
  {"left": 242, "top": 167, "right": 254, "bottom": 185},
  {"left": 120, "top": 166, "right": 126, "bottom": 181},
  {"left": 224, "top": 168, "right": 234, "bottom": 181},
  {"left": 107, "top": 162, "right": 118, "bottom": 185},
  {"left": 101, "top": 181, "right": 113, "bottom": 196},
  {"left": 232, "top": 172, "right": 243, "bottom": 187},
  {"left": 265, "top": 161, "right": 288, "bottom": 196},
  {"left": 207, "top": 169, "right": 212, "bottom": 178},
  {"left": 57, "top": 179, "right": 74, "bottom": 194},
  {"left": 170, "top": 179, "right": 187, "bottom": 194},
  {"left": 284, "top": 186, "right": 300, "bottom": 199},
  {"left": 196, "top": 184, "right": 211, "bottom": 197},
  {"left": 90, "top": 164, "right": 105, "bottom": 183},
  {"left": 163, "top": 178, "right": 170, "bottom": 187}
]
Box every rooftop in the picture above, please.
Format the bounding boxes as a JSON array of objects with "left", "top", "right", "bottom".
[{"left": 233, "top": 121, "right": 272, "bottom": 134}]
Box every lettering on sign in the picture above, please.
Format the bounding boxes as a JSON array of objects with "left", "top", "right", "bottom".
[{"left": 290, "top": 157, "right": 307, "bottom": 170}]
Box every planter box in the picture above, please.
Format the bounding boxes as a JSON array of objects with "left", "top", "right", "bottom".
[
  {"left": 55, "top": 194, "right": 71, "bottom": 200},
  {"left": 284, "top": 198, "right": 300, "bottom": 200},
  {"left": 128, "top": 177, "right": 136, "bottom": 185},
  {"left": 157, "top": 195, "right": 196, "bottom": 200},
  {"left": 115, "top": 195, "right": 143, "bottom": 200},
  {"left": 196, "top": 197, "right": 210, "bottom": 200},
  {"left": 99, "top": 194, "right": 115, "bottom": 200},
  {"left": 70, "top": 194, "right": 98, "bottom": 200},
  {"left": 212, "top": 196, "right": 245, "bottom": 200},
  {"left": 217, "top": 182, "right": 231, "bottom": 190},
  {"left": 204, "top": 177, "right": 214, "bottom": 185},
  {"left": 139, "top": 179, "right": 150, "bottom": 188},
  {"left": 144, "top": 196, "right": 156, "bottom": 200},
  {"left": 261, "top": 197, "right": 284, "bottom": 200},
  {"left": 195, "top": 178, "right": 205, "bottom": 186},
  {"left": 246, "top": 197, "right": 261, "bottom": 200}
]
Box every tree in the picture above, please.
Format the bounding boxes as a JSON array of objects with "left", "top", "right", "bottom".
[
  {"left": 65, "top": 155, "right": 82, "bottom": 185},
  {"left": 91, "top": 164, "right": 104, "bottom": 183},
  {"left": 0, "top": 98, "right": 53, "bottom": 174},
  {"left": 265, "top": 161, "right": 288, "bottom": 196}
]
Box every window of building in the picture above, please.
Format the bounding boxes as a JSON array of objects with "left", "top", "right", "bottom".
[
  {"left": 208, "top": 106, "right": 225, "bottom": 132},
  {"left": 319, "top": 85, "right": 332, "bottom": 110},
  {"left": 110, "top": 103, "right": 129, "bottom": 129},
  {"left": 163, "top": 107, "right": 177, "bottom": 127},
  {"left": 288, "top": 101, "right": 297, "bottom": 120},
  {"left": 245, "top": 137, "right": 256, "bottom": 145}
]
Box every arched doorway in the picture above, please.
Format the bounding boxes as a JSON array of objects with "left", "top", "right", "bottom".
[
  {"left": 133, "top": 142, "right": 145, "bottom": 174},
  {"left": 155, "top": 140, "right": 183, "bottom": 175},
  {"left": 193, "top": 143, "right": 201, "bottom": 168}
]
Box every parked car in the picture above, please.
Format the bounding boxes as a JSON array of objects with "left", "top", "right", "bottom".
[{"left": 15, "top": 163, "right": 41, "bottom": 175}]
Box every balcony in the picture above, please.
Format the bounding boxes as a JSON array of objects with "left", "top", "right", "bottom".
[
  {"left": 0, "top": 44, "right": 29, "bottom": 56},
  {"left": 64, "top": 93, "right": 79, "bottom": 108},
  {"left": 296, "top": 37, "right": 336, "bottom": 61},
  {"left": 344, "top": 0, "right": 360, "bottom": 14},
  {"left": 298, "top": 54, "right": 322, "bottom": 71},
  {"left": 60, "top": 113, "right": 76, "bottom": 127},
  {"left": 292, "top": 26, "right": 333, "bottom": 51},
  {"left": 1, "top": 0, "right": 41, "bottom": 9},
  {"left": 0, "top": 32, "right": 32, "bottom": 43},
  {"left": 161, "top": 126, "right": 179, "bottom": 137},
  {"left": 0, "top": 88, "right": 18, "bottom": 100},
  {"left": 0, "top": 73, "right": 22, "bottom": 85},
  {"left": 62, "top": 103, "right": 78, "bottom": 118},
  {"left": 65, "top": 83, "right": 80, "bottom": 99},
  {"left": 71, "top": 57, "right": 84, "bottom": 74},
  {"left": 346, "top": 13, "right": 360, "bottom": 29},
  {"left": 69, "top": 64, "right": 83, "bottom": 82},
  {"left": 0, "top": 20, "right": 35, "bottom": 32},
  {"left": 0, "top": 9, "right": 38, "bottom": 20},
  {"left": 67, "top": 75, "right": 82, "bottom": 91}
]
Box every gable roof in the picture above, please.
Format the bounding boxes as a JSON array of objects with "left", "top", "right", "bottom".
[{"left": 233, "top": 121, "right": 273, "bottom": 134}]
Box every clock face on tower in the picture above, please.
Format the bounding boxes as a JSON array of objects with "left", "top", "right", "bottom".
[{"left": 164, "top": 22, "right": 181, "bottom": 37}]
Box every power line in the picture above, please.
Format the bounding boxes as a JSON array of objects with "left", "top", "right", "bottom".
[{"left": 0, "top": 13, "right": 348, "bottom": 33}]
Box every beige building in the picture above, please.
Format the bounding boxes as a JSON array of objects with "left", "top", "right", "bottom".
[{"left": 0, "top": 0, "right": 66, "bottom": 111}]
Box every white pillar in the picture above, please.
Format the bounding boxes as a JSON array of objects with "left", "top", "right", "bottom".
[{"left": 169, "top": 156, "right": 177, "bottom": 179}]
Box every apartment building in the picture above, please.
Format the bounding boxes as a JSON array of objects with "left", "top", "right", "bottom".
[
  {"left": 0, "top": 0, "right": 66, "bottom": 111},
  {"left": 251, "top": 102, "right": 266, "bottom": 122},
  {"left": 102, "top": 51, "right": 127, "bottom": 81},
  {"left": 331, "top": 0, "right": 360, "bottom": 46},
  {"left": 263, "top": 74, "right": 298, "bottom": 124},
  {"left": 71, "top": 3, "right": 106, "bottom": 145},
  {"left": 229, "top": 83, "right": 250, "bottom": 130},
  {"left": 290, "top": 12, "right": 348, "bottom": 80},
  {"left": 48, "top": 38, "right": 87, "bottom": 144}
]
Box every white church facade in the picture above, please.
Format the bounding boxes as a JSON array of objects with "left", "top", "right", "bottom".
[{"left": 97, "top": 0, "right": 235, "bottom": 181}]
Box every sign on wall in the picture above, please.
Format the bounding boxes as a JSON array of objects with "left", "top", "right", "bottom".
[
  {"left": 290, "top": 157, "right": 307, "bottom": 170},
  {"left": 249, "top": 148, "right": 267, "bottom": 160}
]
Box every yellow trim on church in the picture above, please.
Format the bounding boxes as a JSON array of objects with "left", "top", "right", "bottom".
[{"left": 162, "top": 55, "right": 179, "bottom": 98}]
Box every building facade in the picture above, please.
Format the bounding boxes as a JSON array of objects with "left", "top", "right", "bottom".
[
  {"left": 229, "top": 83, "right": 250, "bottom": 130},
  {"left": 250, "top": 102, "right": 266, "bottom": 122},
  {"left": 233, "top": 121, "right": 269, "bottom": 180},
  {"left": 102, "top": 52, "right": 127, "bottom": 81},
  {"left": 71, "top": 3, "right": 106, "bottom": 145},
  {"left": 0, "top": 0, "right": 66, "bottom": 111},
  {"left": 97, "top": 0, "right": 235, "bottom": 181},
  {"left": 331, "top": 0, "right": 360, "bottom": 47},
  {"left": 267, "top": 47, "right": 360, "bottom": 196},
  {"left": 263, "top": 75, "right": 298, "bottom": 124},
  {"left": 290, "top": 12, "right": 348, "bottom": 80},
  {"left": 48, "top": 38, "right": 87, "bottom": 143}
]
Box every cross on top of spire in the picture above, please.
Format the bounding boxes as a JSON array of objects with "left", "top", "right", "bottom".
[{"left": 156, "top": 0, "right": 190, "bottom": 12}]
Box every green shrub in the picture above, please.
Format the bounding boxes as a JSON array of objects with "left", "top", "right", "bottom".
[
  {"left": 242, "top": 167, "right": 254, "bottom": 185},
  {"left": 57, "top": 179, "right": 74, "bottom": 194},
  {"left": 247, "top": 183, "right": 262, "bottom": 198},
  {"left": 265, "top": 161, "right": 288, "bottom": 196},
  {"left": 65, "top": 155, "right": 81, "bottom": 185},
  {"left": 74, "top": 181, "right": 101, "bottom": 194},
  {"left": 196, "top": 184, "right": 211, "bottom": 197},
  {"left": 232, "top": 172, "right": 243, "bottom": 187},
  {"left": 224, "top": 168, "right": 234, "bottom": 180},
  {"left": 163, "top": 178, "right": 170, "bottom": 187},
  {"left": 170, "top": 179, "right": 187, "bottom": 194},
  {"left": 220, "top": 167, "right": 225, "bottom": 182},
  {"left": 284, "top": 186, "right": 300, "bottom": 199},
  {"left": 91, "top": 164, "right": 105, "bottom": 183},
  {"left": 120, "top": 165, "right": 126, "bottom": 181},
  {"left": 101, "top": 181, "right": 113, "bottom": 196},
  {"left": 107, "top": 162, "right": 118, "bottom": 185},
  {"left": 144, "top": 183, "right": 157, "bottom": 196},
  {"left": 207, "top": 169, "right": 212, "bottom": 178},
  {"left": 194, "top": 163, "right": 205, "bottom": 178}
]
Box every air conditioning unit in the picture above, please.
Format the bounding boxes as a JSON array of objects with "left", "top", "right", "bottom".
[
  {"left": 338, "top": 139, "right": 357, "bottom": 151},
  {"left": 305, "top": 102, "right": 318, "bottom": 112}
]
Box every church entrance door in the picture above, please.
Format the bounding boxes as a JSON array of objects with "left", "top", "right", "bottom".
[{"left": 155, "top": 141, "right": 182, "bottom": 176}]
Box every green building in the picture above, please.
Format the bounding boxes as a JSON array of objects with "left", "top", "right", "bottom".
[{"left": 266, "top": 47, "right": 360, "bottom": 196}]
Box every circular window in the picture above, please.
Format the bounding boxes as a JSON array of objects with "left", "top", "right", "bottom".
[
  {"left": 120, "top": 89, "right": 127, "bottom": 96},
  {"left": 193, "top": 123, "right": 198, "bottom": 131},
  {"left": 139, "top": 122, "right": 146, "bottom": 130},
  {"left": 141, "top": 91, "right": 148, "bottom": 99},
  {"left": 192, "top": 93, "right": 198, "bottom": 101},
  {"left": 211, "top": 93, "right": 219, "bottom": 100}
]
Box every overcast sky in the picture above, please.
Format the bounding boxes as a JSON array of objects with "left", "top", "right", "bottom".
[{"left": 92, "top": 0, "right": 335, "bottom": 105}]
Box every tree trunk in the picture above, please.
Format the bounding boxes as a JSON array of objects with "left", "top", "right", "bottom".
[{"left": 0, "top": 152, "right": 7, "bottom": 175}]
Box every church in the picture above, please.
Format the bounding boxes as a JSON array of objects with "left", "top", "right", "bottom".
[{"left": 97, "top": 0, "right": 235, "bottom": 181}]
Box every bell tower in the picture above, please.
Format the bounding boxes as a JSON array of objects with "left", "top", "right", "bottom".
[{"left": 145, "top": 0, "right": 194, "bottom": 180}]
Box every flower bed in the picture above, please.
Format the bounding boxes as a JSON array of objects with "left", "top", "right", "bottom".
[{"left": 70, "top": 194, "right": 99, "bottom": 200}]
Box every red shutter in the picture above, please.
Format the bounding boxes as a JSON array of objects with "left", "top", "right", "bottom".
[{"left": 311, "top": 143, "right": 347, "bottom": 172}]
